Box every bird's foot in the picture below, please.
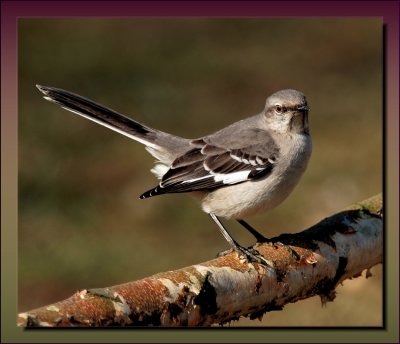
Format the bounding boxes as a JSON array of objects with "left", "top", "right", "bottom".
[
  {"left": 217, "top": 246, "right": 273, "bottom": 267},
  {"left": 271, "top": 241, "right": 301, "bottom": 260},
  {"left": 238, "top": 246, "right": 274, "bottom": 266},
  {"left": 236, "top": 220, "right": 300, "bottom": 260},
  {"left": 243, "top": 228, "right": 300, "bottom": 261}
]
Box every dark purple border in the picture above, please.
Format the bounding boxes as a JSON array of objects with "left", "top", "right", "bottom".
[{"left": 1, "top": 1, "right": 399, "bottom": 18}]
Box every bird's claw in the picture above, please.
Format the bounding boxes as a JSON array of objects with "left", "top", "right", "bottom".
[
  {"left": 217, "top": 246, "right": 273, "bottom": 267},
  {"left": 272, "top": 241, "right": 301, "bottom": 260},
  {"left": 237, "top": 246, "right": 273, "bottom": 267}
]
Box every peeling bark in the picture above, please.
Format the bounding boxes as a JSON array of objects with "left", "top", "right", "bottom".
[{"left": 18, "top": 194, "right": 382, "bottom": 327}]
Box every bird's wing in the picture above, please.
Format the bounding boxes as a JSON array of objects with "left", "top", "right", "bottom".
[{"left": 140, "top": 132, "right": 279, "bottom": 198}]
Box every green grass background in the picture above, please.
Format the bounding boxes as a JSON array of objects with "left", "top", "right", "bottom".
[{"left": 18, "top": 18, "right": 382, "bottom": 326}]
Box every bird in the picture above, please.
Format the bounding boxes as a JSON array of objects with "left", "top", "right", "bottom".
[{"left": 36, "top": 85, "right": 312, "bottom": 265}]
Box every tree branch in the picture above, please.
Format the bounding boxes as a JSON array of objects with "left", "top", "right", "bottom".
[{"left": 18, "top": 194, "right": 382, "bottom": 327}]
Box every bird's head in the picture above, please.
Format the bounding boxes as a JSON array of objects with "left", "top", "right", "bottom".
[{"left": 263, "top": 89, "right": 310, "bottom": 135}]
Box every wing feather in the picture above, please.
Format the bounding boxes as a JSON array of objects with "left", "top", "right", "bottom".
[{"left": 140, "top": 130, "right": 279, "bottom": 198}]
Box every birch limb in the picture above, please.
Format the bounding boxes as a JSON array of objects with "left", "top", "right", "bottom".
[{"left": 17, "top": 194, "right": 382, "bottom": 327}]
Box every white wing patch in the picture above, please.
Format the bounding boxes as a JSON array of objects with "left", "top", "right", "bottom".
[
  {"left": 214, "top": 170, "right": 252, "bottom": 184},
  {"left": 181, "top": 169, "right": 252, "bottom": 186},
  {"left": 230, "top": 153, "right": 243, "bottom": 163}
]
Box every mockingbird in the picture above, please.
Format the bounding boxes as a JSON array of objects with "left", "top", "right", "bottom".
[{"left": 36, "top": 85, "right": 312, "bottom": 264}]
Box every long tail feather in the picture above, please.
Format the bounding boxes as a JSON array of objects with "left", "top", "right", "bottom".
[{"left": 36, "top": 84, "right": 159, "bottom": 149}]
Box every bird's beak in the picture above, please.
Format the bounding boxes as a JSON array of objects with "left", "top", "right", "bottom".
[
  {"left": 296, "top": 105, "right": 310, "bottom": 113},
  {"left": 290, "top": 105, "right": 310, "bottom": 134}
]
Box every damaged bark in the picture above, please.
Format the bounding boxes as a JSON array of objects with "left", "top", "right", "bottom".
[{"left": 18, "top": 194, "right": 382, "bottom": 327}]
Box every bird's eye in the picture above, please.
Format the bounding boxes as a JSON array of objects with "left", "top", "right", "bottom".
[{"left": 275, "top": 105, "right": 286, "bottom": 114}]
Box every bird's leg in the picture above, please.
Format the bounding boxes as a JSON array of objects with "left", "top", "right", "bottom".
[
  {"left": 237, "top": 219, "right": 269, "bottom": 242},
  {"left": 209, "top": 213, "right": 272, "bottom": 266},
  {"left": 237, "top": 219, "right": 300, "bottom": 260}
]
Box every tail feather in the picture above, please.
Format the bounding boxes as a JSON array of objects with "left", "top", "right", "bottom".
[
  {"left": 37, "top": 85, "right": 193, "bottom": 192},
  {"left": 139, "top": 186, "right": 166, "bottom": 199},
  {"left": 36, "top": 84, "right": 159, "bottom": 149}
]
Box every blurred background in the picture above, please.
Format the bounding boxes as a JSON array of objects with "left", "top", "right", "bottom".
[{"left": 18, "top": 18, "right": 382, "bottom": 326}]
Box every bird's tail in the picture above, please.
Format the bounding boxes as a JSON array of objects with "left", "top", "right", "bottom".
[{"left": 36, "top": 85, "right": 190, "bottom": 171}]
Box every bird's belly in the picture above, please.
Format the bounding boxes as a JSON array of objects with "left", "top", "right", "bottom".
[{"left": 200, "top": 174, "right": 296, "bottom": 219}]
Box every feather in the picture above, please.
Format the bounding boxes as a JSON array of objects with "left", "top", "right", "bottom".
[{"left": 140, "top": 130, "right": 280, "bottom": 198}]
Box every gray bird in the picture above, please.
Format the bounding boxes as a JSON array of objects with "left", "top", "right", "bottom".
[{"left": 36, "top": 85, "right": 312, "bottom": 264}]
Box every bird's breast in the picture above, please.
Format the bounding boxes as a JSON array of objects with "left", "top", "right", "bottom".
[{"left": 201, "top": 133, "right": 312, "bottom": 219}]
